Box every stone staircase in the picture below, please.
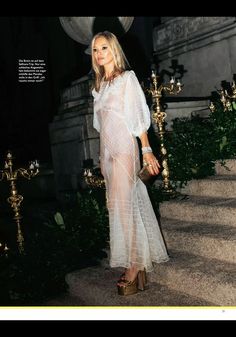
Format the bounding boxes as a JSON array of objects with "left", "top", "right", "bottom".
[
  {"left": 153, "top": 159, "right": 236, "bottom": 305},
  {"left": 55, "top": 159, "right": 236, "bottom": 306}
]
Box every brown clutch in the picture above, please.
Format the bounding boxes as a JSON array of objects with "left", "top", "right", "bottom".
[{"left": 138, "top": 166, "right": 154, "bottom": 185}]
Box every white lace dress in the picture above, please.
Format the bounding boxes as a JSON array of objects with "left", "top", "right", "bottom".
[{"left": 92, "top": 70, "right": 169, "bottom": 272}]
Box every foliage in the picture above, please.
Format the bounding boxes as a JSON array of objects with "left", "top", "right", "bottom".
[
  {"left": 160, "top": 99, "right": 236, "bottom": 188},
  {"left": 61, "top": 190, "right": 109, "bottom": 256},
  {"left": 0, "top": 189, "right": 109, "bottom": 305},
  {"left": 209, "top": 101, "right": 236, "bottom": 159},
  {"left": 165, "top": 116, "right": 216, "bottom": 187}
]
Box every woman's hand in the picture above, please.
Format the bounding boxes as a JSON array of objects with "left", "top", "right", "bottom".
[{"left": 143, "top": 153, "right": 161, "bottom": 176}]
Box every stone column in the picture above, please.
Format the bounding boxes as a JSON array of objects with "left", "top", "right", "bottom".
[{"left": 49, "top": 74, "right": 99, "bottom": 204}]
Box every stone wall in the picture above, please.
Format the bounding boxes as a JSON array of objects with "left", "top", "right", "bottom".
[
  {"left": 153, "top": 17, "right": 236, "bottom": 97},
  {"left": 164, "top": 99, "right": 210, "bottom": 130},
  {"left": 49, "top": 74, "right": 100, "bottom": 203}
]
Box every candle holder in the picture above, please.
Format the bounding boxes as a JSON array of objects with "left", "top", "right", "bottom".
[
  {"left": 209, "top": 79, "right": 236, "bottom": 112},
  {"left": 0, "top": 151, "right": 39, "bottom": 253},
  {"left": 146, "top": 71, "right": 183, "bottom": 193},
  {"left": 0, "top": 242, "right": 10, "bottom": 257},
  {"left": 83, "top": 168, "right": 105, "bottom": 189}
]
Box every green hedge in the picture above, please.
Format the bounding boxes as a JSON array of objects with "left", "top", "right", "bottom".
[
  {"left": 0, "top": 189, "right": 109, "bottom": 305},
  {"left": 163, "top": 100, "right": 236, "bottom": 188}
]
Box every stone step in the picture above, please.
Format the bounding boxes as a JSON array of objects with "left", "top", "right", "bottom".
[
  {"left": 41, "top": 293, "right": 86, "bottom": 306},
  {"left": 180, "top": 175, "right": 236, "bottom": 198},
  {"left": 150, "top": 250, "right": 236, "bottom": 306},
  {"left": 65, "top": 264, "right": 214, "bottom": 306},
  {"left": 159, "top": 195, "right": 236, "bottom": 227},
  {"left": 215, "top": 159, "right": 236, "bottom": 175},
  {"left": 161, "top": 217, "right": 236, "bottom": 264}
]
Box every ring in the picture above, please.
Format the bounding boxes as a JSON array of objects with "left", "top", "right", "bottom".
[{"left": 148, "top": 164, "right": 153, "bottom": 167}]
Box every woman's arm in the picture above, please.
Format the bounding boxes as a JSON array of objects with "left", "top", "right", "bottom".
[{"left": 139, "top": 132, "right": 160, "bottom": 175}]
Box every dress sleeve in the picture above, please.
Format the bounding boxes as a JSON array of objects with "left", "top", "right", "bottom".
[
  {"left": 93, "top": 108, "right": 100, "bottom": 133},
  {"left": 92, "top": 88, "right": 100, "bottom": 133},
  {"left": 123, "top": 71, "right": 151, "bottom": 137}
]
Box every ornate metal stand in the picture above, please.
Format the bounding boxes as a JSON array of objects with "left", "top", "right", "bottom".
[
  {"left": 209, "top": 78, "right": 236, "bottom": 112},
  {"left": 83, "top": 168, "right": 105, "bottom": 189},
  {"left": 147, "top": 71, "right": 183, "bottom": 192},
  {"left": 0, "top": 151, "right": 39, "bottom": 253},
  {"left": 0, "top": 242, "right": 10, "bottom": 257}
]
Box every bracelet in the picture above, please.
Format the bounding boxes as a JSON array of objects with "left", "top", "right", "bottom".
[{"left": 142, "top": 146, "right": 152, "bottom": 155}]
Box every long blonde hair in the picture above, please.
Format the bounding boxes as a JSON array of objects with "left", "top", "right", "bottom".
[{"left": 91, "top": 31, "right": 130, "bottom": 92}]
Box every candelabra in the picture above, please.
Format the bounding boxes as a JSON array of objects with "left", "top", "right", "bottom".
[
  {"left": 209, "top": 79, "right": 236, "bottom": 112},
  {"left": 0, "top": 242, "right": 10, "bottom": 257},
  {"left": 83, "top": 168, "right": 105, "bottom": 189},
  {"left": 0, "top": 151, "right": 39, "bottom": 253},
  {"left": 147, "top": 71, "right": 183, "bottom": 192}
]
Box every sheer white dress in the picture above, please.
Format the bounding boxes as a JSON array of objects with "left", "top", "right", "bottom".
[{"left": 92, "top": 70, "right": 169, "bottom": 272}]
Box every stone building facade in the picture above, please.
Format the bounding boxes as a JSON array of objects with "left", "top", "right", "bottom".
[
  {"left": 49, "top": 74, "right": 100, "bottom": 203},
  {"left": 153, "top": 17, "right": 236, "bottom": 97}
]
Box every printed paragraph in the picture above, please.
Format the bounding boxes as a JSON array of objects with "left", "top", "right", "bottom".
[{"left": 18, "top": 59, "right": 46, "bottom": 83}]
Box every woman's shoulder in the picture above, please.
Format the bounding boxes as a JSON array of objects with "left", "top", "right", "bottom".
[
  {"left": 122, "top": 70, "right": 139, "bottom": 84},
  {"left": 123, "top": 69, "right": 136, "bottom": 78}
]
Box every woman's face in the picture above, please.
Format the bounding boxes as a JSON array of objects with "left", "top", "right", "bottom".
[{"left": 93, "top": 36, "right": 114, "bottom": 67}]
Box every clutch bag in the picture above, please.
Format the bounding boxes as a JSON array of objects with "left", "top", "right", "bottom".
[{"left": 138, "top": 166, "right": 154, "bottom": 185}]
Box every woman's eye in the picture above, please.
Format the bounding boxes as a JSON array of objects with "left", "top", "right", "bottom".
[
  {"left": 102, "top": 46, "right": 108, "bottom": 50},
  {"left": 93, "top": 49, "right": 97, "bottom": 53}
]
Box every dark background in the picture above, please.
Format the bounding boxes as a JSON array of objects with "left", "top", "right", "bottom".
[{"left": 0, "top": 16, "right": 160, "bottom": 165}]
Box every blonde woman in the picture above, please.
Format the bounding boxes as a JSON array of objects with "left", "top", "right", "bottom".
[{"left": 91, "top": 31, "right": 169, "bottom": 296}]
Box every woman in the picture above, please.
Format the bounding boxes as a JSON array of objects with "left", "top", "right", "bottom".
[{"left": 91, "top": 31, "right": 169, "bottom": 296}]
